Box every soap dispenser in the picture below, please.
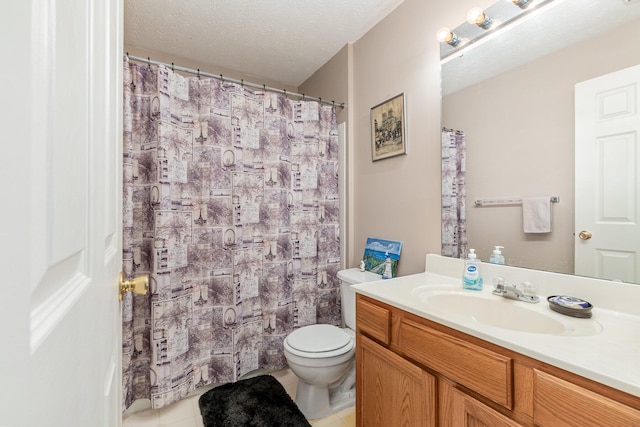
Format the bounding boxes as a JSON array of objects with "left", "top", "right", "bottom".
[
  {"left": 462, "top": 248, "right": 483, "bottom": 290},
  {"left": 489, "top": 246, "right": 505, "bottom": 265}
]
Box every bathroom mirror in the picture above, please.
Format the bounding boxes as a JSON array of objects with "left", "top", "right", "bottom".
[{"left": 441, "top": 0, "right": 640, "bottom": 282}]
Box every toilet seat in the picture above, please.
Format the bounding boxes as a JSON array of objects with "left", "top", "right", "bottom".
[{"left": 285, "top": 324, "right": 353, "bottom": 358}]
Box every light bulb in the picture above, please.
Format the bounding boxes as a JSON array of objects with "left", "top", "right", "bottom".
[
  {"left": 512, "top": 0, "right": 532, "bottom": 9},
  {"left": 436, "top": 27, "right": 451, "bottom": 42},
  {"left": 436, "top": 27, "right": 460, "bottom": 46},
  {"left": 466, "top": 7, "right": 485, "bottom": 24},
  {"left": 466, "top": 7, "right": 494, "bottom": 29}
]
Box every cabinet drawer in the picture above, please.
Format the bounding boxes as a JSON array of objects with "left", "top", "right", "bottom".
[
  {"left": 400, "top": 318, "right": 513, "bottom": 409},
  {"left": 356, "top": 297, "right": 391, "bottom": 345},
  {"left": 534, "top": 370, "right": 640, "bottom": 426}
]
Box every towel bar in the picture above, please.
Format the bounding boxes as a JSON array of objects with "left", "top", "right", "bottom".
[{"left": 474, "top": 196, "right": 560, "bottom": 207}]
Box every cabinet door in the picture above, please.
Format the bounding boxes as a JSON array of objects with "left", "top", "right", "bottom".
[
  {"left": 442, "top": 380, "right": 522, "bottom": 427},
  {"left": 357, "top": 334, "right": 436, "bottom": 427},
  {"left": 534, "top": 370, "right": 640, "bottom": 426}
]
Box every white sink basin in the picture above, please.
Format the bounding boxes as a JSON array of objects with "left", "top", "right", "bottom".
[{"left": 410, "top": 286, "right": 602, "bottom": 336}]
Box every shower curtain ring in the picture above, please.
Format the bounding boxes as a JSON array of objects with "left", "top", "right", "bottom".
[
  {"left": 197, "top": 69, "right": 200, "bottom": 79},
  {"left": 171, "top": 62, "right": 174, "bottom": 72},
  {"left": 147, "top": 57, "right": 151, "bottom": 69}
]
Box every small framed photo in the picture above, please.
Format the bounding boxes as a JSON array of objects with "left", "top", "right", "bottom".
[{"left": 370, "top": 93, "right": 407, "bottom": 161}]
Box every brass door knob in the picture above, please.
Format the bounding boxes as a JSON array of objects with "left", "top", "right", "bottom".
[
  {"left": 118, "top": 272, "right": 149, "bottom": 301},
  {"left": 578, "top": 230, "right": 592, "bottom": 240}
]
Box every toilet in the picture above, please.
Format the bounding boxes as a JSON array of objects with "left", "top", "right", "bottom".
[{"left": 283, "top": 268, "right": 382, "bottom": 419}]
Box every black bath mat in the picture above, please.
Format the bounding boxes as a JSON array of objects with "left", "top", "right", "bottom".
[{"left": 198, "top": 374, "right": 311, "bottom": 427}]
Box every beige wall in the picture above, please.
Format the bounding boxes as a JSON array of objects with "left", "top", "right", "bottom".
[
  {"left": 303, "top": 0, "right": 492, "bottom": 275},
  {"left": 442, "top": 20, "right": 640, "bottom": 274},
  {"left": 299, "top": 45, "right": 350, "bottom": 126}
]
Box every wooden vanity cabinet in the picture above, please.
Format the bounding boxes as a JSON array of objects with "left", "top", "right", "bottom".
[{"left": 355, "top": 294, "right": 640, "bottom": 427}]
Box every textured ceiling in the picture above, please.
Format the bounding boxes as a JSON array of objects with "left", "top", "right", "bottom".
[{"left": 124, "top": 0, "right": 405, "bottom": 87}]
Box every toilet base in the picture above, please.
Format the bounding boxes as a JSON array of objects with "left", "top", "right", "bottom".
[
  {"left": 295, "top": 381, "right": 331, "bottom": 420},
  {"left": 294, "top": 362, "right": 356, "bottom": 420}
]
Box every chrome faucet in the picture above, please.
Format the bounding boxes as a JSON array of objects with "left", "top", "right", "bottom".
[{"left": 492, "top": 282, "right": 540, "bottom": 304}]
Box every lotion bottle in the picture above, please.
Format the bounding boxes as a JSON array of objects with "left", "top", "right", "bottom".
[
  {"left": 489, "top": 246, "right": 505, "bottom": 265},
  {"left": 462, "top": 249, "right": 483, "bottom": 290}
]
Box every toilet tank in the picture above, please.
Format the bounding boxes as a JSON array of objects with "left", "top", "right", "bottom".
[{"left": 337, "top": 268, "right": 382, "bottom": 330}]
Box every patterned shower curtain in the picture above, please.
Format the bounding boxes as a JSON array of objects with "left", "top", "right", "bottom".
[
  {"left": 121, "top": 57, "right": 341, "bottom": 410},
  {"left": 441, "top": 128, "right": 467, "bottom": 258}
]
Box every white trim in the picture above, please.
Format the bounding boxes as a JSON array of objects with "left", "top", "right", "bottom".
[{"left": 338, "top": 122, "right": 347, "bottom": 270}]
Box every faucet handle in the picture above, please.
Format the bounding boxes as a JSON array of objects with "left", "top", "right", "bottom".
[
  {"left": 522, "top": 281, "right": 537, "bottom": 297},
  {"left": 491, "top": 277, "right": 507, "bottom": 297}
]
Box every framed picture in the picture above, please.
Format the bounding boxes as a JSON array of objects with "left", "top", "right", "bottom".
[
  {"left": 362, "top": 237, "right": 403, "bottom": 278},
  {"left": 370, "top": 93, "right": 407, "bottom": 161}
]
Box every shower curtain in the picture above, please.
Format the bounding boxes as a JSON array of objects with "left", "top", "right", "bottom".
[
  {"left": 441, "top": 128, "right": 467, "bottom": 258},
  {"left": 122, "top": 57, "right": 341, "bottom": 409}
]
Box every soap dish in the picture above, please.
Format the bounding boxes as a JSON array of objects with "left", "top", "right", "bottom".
[{"left": 547, "top": 295, "right": 593, "bottom": 318}]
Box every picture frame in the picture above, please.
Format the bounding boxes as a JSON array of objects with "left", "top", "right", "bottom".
[
  {"left": 370, "top": 93, "right": 407, "bottom": 161},
  {"left": 362, "top": 237, "right": 403, "bottom": 277}
]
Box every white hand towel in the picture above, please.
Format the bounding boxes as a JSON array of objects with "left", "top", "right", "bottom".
[{"left": 522, "top": 197, "right": 552, "bottom": 233}]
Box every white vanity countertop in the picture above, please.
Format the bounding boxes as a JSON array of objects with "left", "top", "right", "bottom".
[{"left": 352, "top": 256, "right": 640, "bottom": 398}]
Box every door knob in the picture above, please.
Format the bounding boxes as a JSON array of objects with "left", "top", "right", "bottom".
[
  {"left": 578, "top": 230, "right": 592, "bottom": 240},
  {"left": 118, "top": 272, "right": 149, "bottom": 301}
]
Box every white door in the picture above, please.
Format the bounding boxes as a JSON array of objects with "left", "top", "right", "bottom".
[
  {"left": 1, "top": 1, "right": 124, "bottom": 426},
  {"left": 575, "top": 64, "right": 640, "bottom": 282}
]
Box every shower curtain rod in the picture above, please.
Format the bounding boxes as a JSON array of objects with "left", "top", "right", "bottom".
[{"left": 127, "top": 54, "right": 346, "bottom": 109}]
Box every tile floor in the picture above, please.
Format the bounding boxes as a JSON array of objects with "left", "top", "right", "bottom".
[{"left": 122, "top": 368, "right": 355, "bottom": 427}]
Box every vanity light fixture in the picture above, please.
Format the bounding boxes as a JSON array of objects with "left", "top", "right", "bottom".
[
  {"left": 467, "top": 6, "right": 494, "bottom": 30},
  {"left": 439, "top": 0, "right": 557, "bottom": 61},
  {"left": 436, "top": 27, "right": 461, "bottom": 47},
  {"left": 511, "top": 0, "right": 533, "bottom": 9}
]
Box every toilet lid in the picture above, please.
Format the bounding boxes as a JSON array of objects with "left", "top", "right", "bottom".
[{"left": 286, "top": 324, "right": 351, "bottom": 353}]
